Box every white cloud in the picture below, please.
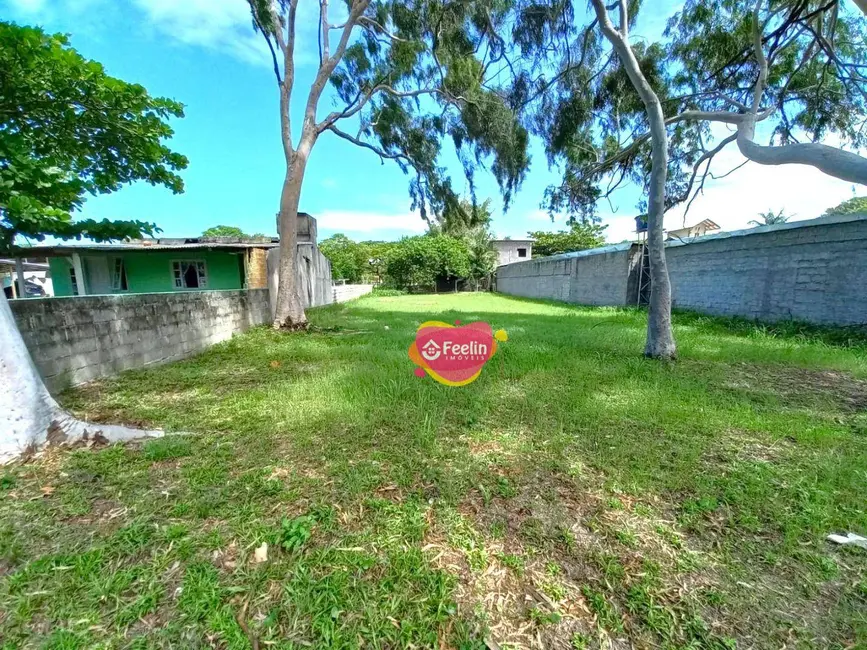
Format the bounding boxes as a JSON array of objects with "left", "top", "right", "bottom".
[
  {"left": 7, "top": 0, "right": 47, "bottom": 12},
  {"left": 316, "top": 210, "right": 428, "bottom": 240},
  {"left": 597, "top": 125, "right": 857, "bottom": 243},
  {"left": 132, "top": 0, "right": 269, "bottom": 65}
]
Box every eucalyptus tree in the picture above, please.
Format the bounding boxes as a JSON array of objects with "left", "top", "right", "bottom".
[
  {"left": 0, "top": 22, "right": 186, "bottom": 461},
  {"left": 512, "top": 0, "right": 867, "bottom": 358},
  {"left": 246, "top": 0, "right": 529, "bottom": 328}
]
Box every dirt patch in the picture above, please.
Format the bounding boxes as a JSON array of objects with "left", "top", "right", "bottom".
[
  {"left": 424, "top": 471, "right": 726, "bottom": 649},
  {"left": 722, "top": 363, "right": 867, "bottom": 412}
]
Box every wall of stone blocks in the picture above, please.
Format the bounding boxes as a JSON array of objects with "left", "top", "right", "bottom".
[
  {"left": 11, "top": 289, "right": 271, "bottom": 393},
  {"left": 495, "top": 214, "right": 867, "bottom": 327},
  {"left": 665, "top": 214, "right": 867, "bottom": 324},
  {"left": 495, "top": 244, "right": 638, "bottom": 306}
]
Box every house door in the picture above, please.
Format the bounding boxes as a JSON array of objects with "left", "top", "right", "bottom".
[{"left": 84, "top": 256, "right": 111, "bottom": 294}]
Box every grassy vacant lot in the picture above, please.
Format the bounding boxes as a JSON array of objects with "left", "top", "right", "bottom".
[{"left": 2, "top": 293, "right": 866, "bottom": 649}]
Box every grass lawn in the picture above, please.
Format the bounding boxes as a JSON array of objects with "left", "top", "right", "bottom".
[{"left": 2, "top": 292, "right": 867, "bottom": 649}]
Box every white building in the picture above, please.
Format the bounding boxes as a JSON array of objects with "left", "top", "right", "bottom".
[{"left": 492, "top": 238, "right": 534, "bottom": 266}]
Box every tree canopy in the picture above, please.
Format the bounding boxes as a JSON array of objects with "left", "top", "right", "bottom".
[
  {"left": 511, "top": 0, "right": 867, "bottom": 222},
  {"left": 384, "top": 234, "right": 470, "bottom": 290},
  {"left": 824, "top": 196, "right": 867, "bottom": 216},
  {"left": 529, "top": 222, "right": 607, "bottom": 257},
  {"left": 0, "top": 22, "right": 187, "bottom": 253},
  {"left": 202, "top": 225, "right": 249, "bottom": 238}
]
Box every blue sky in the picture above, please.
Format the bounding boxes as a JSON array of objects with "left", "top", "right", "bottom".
[{"left": 3, "top": 0, "right": 860, "bottom": 244}]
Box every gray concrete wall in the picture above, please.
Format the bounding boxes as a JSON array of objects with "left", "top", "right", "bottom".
[
  {"left": 266, "top": 244, "right": 334, "bottom": 317},
  {"left": 666, "top": 213, "right": 867, "bottom": 324},
  {"left": 332, "top": 284, "right": 374, "bottom": 303},
  {"left": 495, "top": 213, "right": 867, "bottom": 326},
  {"left": 11, "top": 289, "right": 270, "bottom": 393},
  {"left": 496, "top": 243, "right": 639, "bottom": 306}
]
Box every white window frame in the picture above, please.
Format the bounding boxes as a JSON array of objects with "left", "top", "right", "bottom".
[
  {"left": 111, "top": 257, "right": 129, "bottom": 291},
  {"left": 171, "top": 259, "right": 208, "bottom": 290},
  {"left": 68, "top": 264, "right": 80, "bottom": 295}
]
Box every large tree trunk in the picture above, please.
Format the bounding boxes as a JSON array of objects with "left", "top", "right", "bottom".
[
  {"left": 643, "top": 104, "right": 677, "bottom": 359},
  {"left": 591, "top": 0, "right": 676, "bottom": 359},
  {"left": 1, "top": 295, "right": 162, "bottom": 463},
  {"left": 272, "top": 151, "right": 310, "bottom": 329}
]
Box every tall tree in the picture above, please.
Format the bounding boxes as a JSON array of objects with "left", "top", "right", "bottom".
[
  {"left": 246, "top": 0, "right": 529, "bottom": 328},
  {"left": 0, "top": 23, "right": 187, "bottom": 461},
  {"left": 515, "top": 0, "right": 867, "bottom": 358},
  {"left": 529, "top": 221, "right": 606, "bottom": 257}
]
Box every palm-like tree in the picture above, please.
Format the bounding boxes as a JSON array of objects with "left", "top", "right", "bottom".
[
  {"left": 464, "top": 227, "right": 498, "bottom": 291},
  {"left": 749, "top": 209, "right": 790, "bottom": 227}
]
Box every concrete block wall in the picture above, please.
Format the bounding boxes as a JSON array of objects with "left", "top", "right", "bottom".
[
  {"left": 495, "top": 213, "right": 867, "bottom": 327},
  {"left": 666, "top": 213, "right": 867, "bottom": 325},
  {"left": 11, "top": 289, "right": 270, "bottom": 393},
  {"left": 332, "top": 284, "right": 374, "bottom": 303},
  {"left": 496, "top": 243, "right": 638, "bottom": 306}
]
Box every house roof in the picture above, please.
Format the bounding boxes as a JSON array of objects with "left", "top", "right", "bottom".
[
  {"left": 0, "top": 258, "right": 50, "bottom": 271},
  {"left": 12, "top": 237, "right": 280, "bottom": 257},
  {"left": 492, "top": 238, "right": 535, "bottom": 243}
]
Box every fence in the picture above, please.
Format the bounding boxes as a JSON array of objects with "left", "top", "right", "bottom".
[{"left": 496, "top": 213, "right": 867, "bottom": 326}]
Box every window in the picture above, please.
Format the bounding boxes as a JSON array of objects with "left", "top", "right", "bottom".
[
  {"left": 69, "top": 266, "right": 80, "bottom": 295},
  {"left": 517, "top": 248, "right": 527, "bottom": 258},
  {"left": 172, "top": 260, "right": 208, "bottom": 289},
  {"left": 111, "top": 257, "right": 128, "bottom": 291}
]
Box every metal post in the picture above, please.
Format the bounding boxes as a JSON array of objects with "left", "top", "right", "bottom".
[{"left": 15, "top": 258, "right": 26, "bottom": 299}]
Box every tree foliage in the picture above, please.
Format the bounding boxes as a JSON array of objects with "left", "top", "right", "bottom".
[
  {"left": 384, "top": 234, "right": 470, "bottom": 290},
  {"left": 749, "top": 209, "right": 789, "bottom": 227},
  {"left": 0, "top": 22, "right": 187, "bottom": 253},
  {"left": 529, "top": 222, "right": 607, "bottom": 257},
  {"left": 202, "top": 225, "right": 249, "bottom": 238},
  {"left": 319, "top": 234, "right": 396, "bottom": 283},
  {"left": 824, "top": 196, "right": 867, "bottom": 216},
  {"left": 511, "top": 0, "right": 867, "bottom": 222}
]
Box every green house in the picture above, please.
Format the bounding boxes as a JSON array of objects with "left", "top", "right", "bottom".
[{"left": 29, "top": 239, "right": 277, "bottom": 297}]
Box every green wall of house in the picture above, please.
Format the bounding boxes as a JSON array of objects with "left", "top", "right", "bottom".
[{"left": 49, "top": 250, "right": 245, "bottom": 297}]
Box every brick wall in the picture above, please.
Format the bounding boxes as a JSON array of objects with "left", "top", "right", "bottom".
[
  {"left": 11, "top": 289, "right": 270, "bottom": 392},
  {"left": 495, "top": 213, "right": 867, "bottom": 326}
]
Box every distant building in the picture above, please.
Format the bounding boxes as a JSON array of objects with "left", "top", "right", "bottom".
[
  {"left": 666, "top": 219, "right": 720, "bottom": 241},
  {"left": 9, "top": 213, "right": 322, "bottom": 298},
  {"left": 492, "top": 238, "right": 534, "bottom": 266}
]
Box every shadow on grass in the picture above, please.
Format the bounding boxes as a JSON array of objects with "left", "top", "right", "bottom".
[{"left": 2, "top": 293, "right": 865, "bottom": 648}]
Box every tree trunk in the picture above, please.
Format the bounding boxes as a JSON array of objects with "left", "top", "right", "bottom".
[
  {"left": 591, "top": 0, "right": 676, "bottom": 359},
  {"left": 1, "top": 295, "right": 162, "bottom": 463},
  {"left": 273, "top": 151, "right": 310, "bottom": 329},
  {"left": 643, "top": 104, "right": 677, "bottom": 359}
]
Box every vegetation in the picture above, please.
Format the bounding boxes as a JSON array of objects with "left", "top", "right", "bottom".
[
  {"left": 0, "top": 21, "right": 185, "bottom": 463},
  {"left": 384, "top": 234, "right": 470, "bottom": 291},
  {"left": 824, "top": 196, "right": 867, "bottom": 217},
  {"left": 529, "top": 222, "right": 608, "bottom": 258},
  {"left": 0, "top": 21, "right": 187, "bottom": 254},
  {"left": 245, "top": 0, "right": 528, "bottom": 327},
  {"left": 318, "top": 234, "right": 395, "bottom": 284},
  {"left": 2, "top": 293, "right": 865, "bottom": 648},
  {"left": 749, "top": 209, "right": 790, "bottom": 227},
  {"left": 201, "top": 225, "right": 265, "bottom": 239}
]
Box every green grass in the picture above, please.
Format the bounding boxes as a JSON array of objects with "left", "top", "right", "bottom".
[{"left": 2, "top": 293, "right": 866, "bottom": 649}]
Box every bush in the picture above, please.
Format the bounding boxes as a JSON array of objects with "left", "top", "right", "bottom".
[
  {"left": 371, "top": 287, "right": 407, "bottom": 297},
  {"left": 384, "top": 235, "right": 471, "bottom": 291}
]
